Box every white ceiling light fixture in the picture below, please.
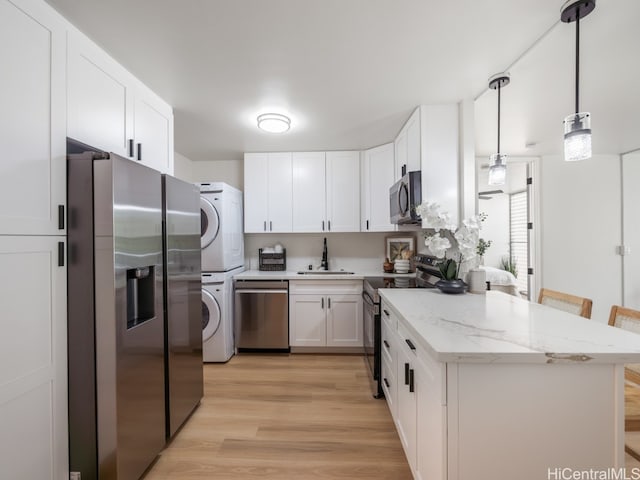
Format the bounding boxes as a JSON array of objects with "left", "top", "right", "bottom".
[
  {"left": 561, "top": 0, "right": 596, "bottom": 162},
  {"left": 257, "top": 113, "right": 291, "bottom": 133},
  {"left": 488, "top": 72, "right": 511, "bottom": 186}
]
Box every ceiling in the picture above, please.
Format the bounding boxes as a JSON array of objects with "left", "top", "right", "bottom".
[{"left": 44, "top": 0, "right": 639, "bottom": 161}]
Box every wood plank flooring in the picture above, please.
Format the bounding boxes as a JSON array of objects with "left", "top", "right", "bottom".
[{"left": 143, "top": 354, "right": 412, "bottom": 480}]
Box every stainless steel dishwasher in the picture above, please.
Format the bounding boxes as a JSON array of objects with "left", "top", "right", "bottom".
[{"left": 234, "top": 280, "right": 289, "bottom": 351}]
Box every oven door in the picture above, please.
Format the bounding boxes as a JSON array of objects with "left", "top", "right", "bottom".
[{"left": 362, "top": 290, "right": 383, "bottom": 398}]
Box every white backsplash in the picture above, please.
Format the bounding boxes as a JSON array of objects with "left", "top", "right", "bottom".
[{"left": 245, "top": 232, "right": 409, "bottom": 272}]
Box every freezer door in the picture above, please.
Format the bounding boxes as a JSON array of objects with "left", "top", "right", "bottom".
[{"left": 162, "top": 174, "right": 203, "bottom": 439}]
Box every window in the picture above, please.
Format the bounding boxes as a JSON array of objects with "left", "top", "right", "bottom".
[{"left": 510, "top": 191, "right": 528, "bottom": 295}]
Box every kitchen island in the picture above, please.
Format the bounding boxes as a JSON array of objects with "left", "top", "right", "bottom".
[{"left": 378, "top": 289, "right": 640, "bottom": 480}]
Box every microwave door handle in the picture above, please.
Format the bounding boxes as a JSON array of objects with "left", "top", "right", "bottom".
[{"left": 399, "top": 183, "right": 409, "bottom": 216}]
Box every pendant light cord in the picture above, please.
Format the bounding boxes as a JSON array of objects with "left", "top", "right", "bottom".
[
  {"left": 497, "top": 84, "right": 501, "bottom": 155},
  {"left": 575, "top": 7, "right": 580, "bottom": 115}
]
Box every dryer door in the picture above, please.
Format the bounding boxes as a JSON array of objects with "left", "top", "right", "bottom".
[
  {"left": 200, "top": 196, "right": 220, "bottom": 249},
  {"left": 202, "top": 288, "right": 221, "bottom": 341}
]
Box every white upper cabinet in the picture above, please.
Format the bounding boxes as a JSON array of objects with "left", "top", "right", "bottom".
[
  {"left": 394, "top": 108, "right": 420, "bottom": 181},
  {"left": 68, "top": 28, "right": 174, "bottom": 174},
  {"left": 394, "top": 128, "right": 408, "bottom": 181},
  {"left": 326, "top": 151, "right": 360, "bottom": 232},
  {"left": 244, "top": 152, "right": 293, "bottom": 233},
  {"left": 0, "top": 0, "right": 66, "bottom": 235},
  {"left": 292, "top": 152, "right": 326, "bottom": 232},
  {"left": 361, "top": 143, "right": 396, "bottom": 232},
  {"left": 284, "top": 150, "right": 361, "bottom": 233}
]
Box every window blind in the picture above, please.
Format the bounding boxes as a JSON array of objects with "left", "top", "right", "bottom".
[{"left": 510, "top": 191, "right": 528, "bottom": 295}]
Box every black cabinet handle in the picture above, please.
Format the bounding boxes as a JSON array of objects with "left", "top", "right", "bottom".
[
  {"left": 383, "top": 309, "right": 390, "bottom": 317},
  {"left": 328, "top": 297, "right": 331, "bottom": 309},
  {"left": 328, "top": 220, "right": 331, "bottom": 231},
  {"left": 128, "top": 139, "right": 134, "bottom": 157},
  {"left": 404, "top": 363, "right": 409, "bottom": 385},
  {"left": 58, "top": 241, "right": 65, "bottom": 267},
  {"left": 383, "top": 378, "right": 390, "bottom": 388},
  {"left": 321, "top": 297, "right": 324, "bottom": 309},
  {"left": 383, "top": 340, "right": 390, "bottom": 349},
  {"left": 270, "top": 221, "right": 273, "bottom": 231},
  {"left": 366, "top": 219, "right": 369, "bottom": 230},
  {"left": 409, "top": 369, "right": 415, "bottom": 393},
  {"left": 136, "top": 143, "right": 142, "bottom": 161},
  {"left": 322, "top": 220, "right": 325, "bottom": 231},
  {"left": 58, "top": 205, "right": 65, "bottom": 230},
  {"left": 264, "top": 221, "right": 267, "bottom": 232},
  {"left": 405, "top": 339, "right": 416, "bottom": 351}
]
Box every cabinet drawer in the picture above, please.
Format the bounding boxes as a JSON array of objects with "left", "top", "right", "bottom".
[
  {"left": 381, "top": 320, "right": 395, "bottom": 368},
  {"left": 381, "top": 354, "right": 397, "bottom": 418},
  {"left": 381, "top": 300, "right": 397, "bottom": 331}
]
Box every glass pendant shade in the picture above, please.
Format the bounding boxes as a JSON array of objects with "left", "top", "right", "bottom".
[
  {"left": 488, "top": 153, "right": 507, "bottom": 186},
  {"left": 563, "top": 112, "right": 592, "bottom": 161}
]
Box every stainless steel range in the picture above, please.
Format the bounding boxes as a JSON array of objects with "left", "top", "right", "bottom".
[{"left": 362, "top": 254, "right": 441, "bottom": 398}]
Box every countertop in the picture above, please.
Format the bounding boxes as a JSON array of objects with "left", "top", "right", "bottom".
[
  {"left": 379, "top": 289, "right": 640, "bottom": 364},
  {"left": 234, "top": 269, "right": 417, "bottom": 281}
]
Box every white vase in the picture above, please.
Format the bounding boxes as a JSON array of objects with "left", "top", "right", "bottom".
[{"left": 467, "top": 268, "right": 487, "bottom": 294}]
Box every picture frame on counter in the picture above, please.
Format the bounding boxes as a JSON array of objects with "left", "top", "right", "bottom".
[{"left": 385, "top": 235, "right": 416, "bottom": 262}]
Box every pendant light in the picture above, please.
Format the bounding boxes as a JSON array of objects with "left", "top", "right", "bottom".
[
  {"left": 488, "top": 72, "right": 510, "bottom": 186},
  {"left": 561, "top": 0, "right": 596, "bottom": 162}
]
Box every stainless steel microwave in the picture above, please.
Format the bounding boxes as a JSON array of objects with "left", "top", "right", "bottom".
[{"left": 389, "top": 171, "right": 422, "bottom": 224}]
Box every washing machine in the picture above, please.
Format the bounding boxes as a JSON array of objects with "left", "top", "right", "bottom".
[
  {"left": 199, "top": 182, "right": 244, "bottom": 272},
  {"left": 202, "top": 267, "right": 244, "bottom": 362}
]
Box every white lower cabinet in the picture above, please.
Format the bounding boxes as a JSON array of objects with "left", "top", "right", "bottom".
[
  {"left": 382, "top": 300, "right": 446, "bottom": 480},
  {"left": 289, "top": 281, "right": 363, "bottom": 348},
  {"left": 0, "top": 236, "right": 67, "bottom": 480}
]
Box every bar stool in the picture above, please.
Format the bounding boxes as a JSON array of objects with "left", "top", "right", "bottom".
[{"left": 537, "top": 288, "right": 593, "bottom": 319}]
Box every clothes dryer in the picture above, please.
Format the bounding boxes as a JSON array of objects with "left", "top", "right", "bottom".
[
  {"left": 199, "top": 182, "right": 244, "bottom": 272},
  {"left": 202, "top": 267, "right": 243, "bottom": 362}
]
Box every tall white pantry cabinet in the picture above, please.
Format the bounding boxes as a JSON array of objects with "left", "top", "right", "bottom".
[
  {"left": 1, "top": 0, "right": 68, "bottom": 478},
  {"left": 1, "top": 0, "right": 175, "bottom": 478}
]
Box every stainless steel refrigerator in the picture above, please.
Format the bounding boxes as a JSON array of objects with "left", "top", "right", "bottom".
[
  {"left": 161, "top": 175, "right": 203, "bottom": 439},
  {"left": 68, "top": 140, "right": 166, "bottom": 480}
]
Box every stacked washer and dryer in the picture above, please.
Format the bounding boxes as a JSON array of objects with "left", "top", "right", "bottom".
[{"left": 199, "top": 182, "right": 245, "bottom": 362}]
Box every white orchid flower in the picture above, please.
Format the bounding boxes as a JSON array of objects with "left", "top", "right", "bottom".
[
  {"left": 415, "top": 201, "right": 454, "bottom": 232},
  {"left": 424, "top": 234, "right": 451, "bottom": 259}
]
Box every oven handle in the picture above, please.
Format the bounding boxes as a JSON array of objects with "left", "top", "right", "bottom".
[{"left": 362, "top": 291, "right": 375, "bottom": 307}]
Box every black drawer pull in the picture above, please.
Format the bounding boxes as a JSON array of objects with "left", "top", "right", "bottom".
[
  {"left": 405, "top": 339, "right": 416, "bottom": 351},
  {"left": 383, "top": 340, "right": 390, "bottom": 349},
  {"left": 409, "top": 369, "right": 415, "bottom": 393},
  {"left": 383, "top": 378, "right": 390, "bottom": 388},
  {"left": 404, "top": 363, "right": 409, "bottom": 385},
  {"left": 383, "top": 309, "right": 390, "bottom": 317}
]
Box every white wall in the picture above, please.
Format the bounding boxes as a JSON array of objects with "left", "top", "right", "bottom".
[
  {"left": 540, "top": 154, "right": 622, "bottom": 323},
  {"left": 173, "top": 151, "right": 193, "bottom": 181},
  {"left": 245, "top": 232, "right": 410, "bottom": 273},
  {"left": 191, "top": 159, "right": 243, "bottom": 190}
]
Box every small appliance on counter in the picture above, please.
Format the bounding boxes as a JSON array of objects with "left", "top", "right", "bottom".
[{"left": 259, "top": 247, "right": 286, "bottom": 271}]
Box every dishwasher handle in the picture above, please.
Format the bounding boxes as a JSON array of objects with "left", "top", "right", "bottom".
[
  {"left": 235, "top": 289, "right": 288, "bottom": 294},
  {"left": 235, "top": 280, "right": 288, "bottom": 290}
]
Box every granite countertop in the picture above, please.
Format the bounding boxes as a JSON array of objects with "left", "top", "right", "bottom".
[
  {"left": 234, "top": 269, "right": 417, "bottom": 281},
  {"left": 379, "top": 289, "right": 640, "bottom": 365}
]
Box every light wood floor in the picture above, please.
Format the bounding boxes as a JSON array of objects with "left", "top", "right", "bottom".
[{"left": 143, "top": 354, "right": 413, "bottom": 479}]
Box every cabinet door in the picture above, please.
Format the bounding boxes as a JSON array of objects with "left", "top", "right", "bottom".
[
  {"left": 244, "top": 153, "right": 269, "bottom": 232},
  {"left": 0, "top": 235, "right": 67, "bottom": 479},
  {"left": 326, "top": 294, "right": 362, "bottom": 347},
  {"left": 133, "top": 84, "right": 174, "bottom": 174},
  {"left": 67, "top": 28, "right": 133, "bottom": 158},
  {"left": 406, "top": 110, "right": 421, "bottom": 173},
  {"left": 394, "top": 129, "right": 408, "bottom": 181},
  {"left": 326, "top": 151, "right": 360, "bottom": 232},
  {"left": 0, "top": 0, "right": 66, "bottom": 235},
  {"left": 396, "top": 345, "right": 417, "bottom": 470},
  {"left": 267, "top": 153, "right": 293, "bottom": 232},
  {"left": 292, "top": 152, "right": 326, "bottom": 232},
  {"left": 415, "top": 357, "right": 446, "bottom": 480},
  {"left": 364, "top": 143, "right": 396, "bottom": 232},
  {"left": 289, "top": 294, "right": 326, "bottom": 346}
]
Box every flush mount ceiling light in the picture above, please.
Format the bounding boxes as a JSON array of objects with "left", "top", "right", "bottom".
[
  {"left": 488, "top": 72, "right": 510, "bottom": 186},
  {"left": 257, "top": 113, "right": 291, "bottom": 133},
  {"left": 561, "top": 0, "right": 596, "bottom": 162}
]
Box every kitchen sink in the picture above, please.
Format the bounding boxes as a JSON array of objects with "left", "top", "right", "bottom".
[{"left": 297, "top": 270, "right": 355, "bottom": 275}]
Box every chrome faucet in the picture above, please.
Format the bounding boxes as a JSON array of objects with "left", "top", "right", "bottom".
[{"left": 320, "top": 237, "right": 328, "bottom": 270}]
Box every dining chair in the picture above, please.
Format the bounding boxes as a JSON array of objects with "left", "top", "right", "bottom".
[
  {"left": 537, "top": 288, "right": 593, "bottom": 319},
  {"left": 608, "top": 305, "right": 640, "bottom": 461}
]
